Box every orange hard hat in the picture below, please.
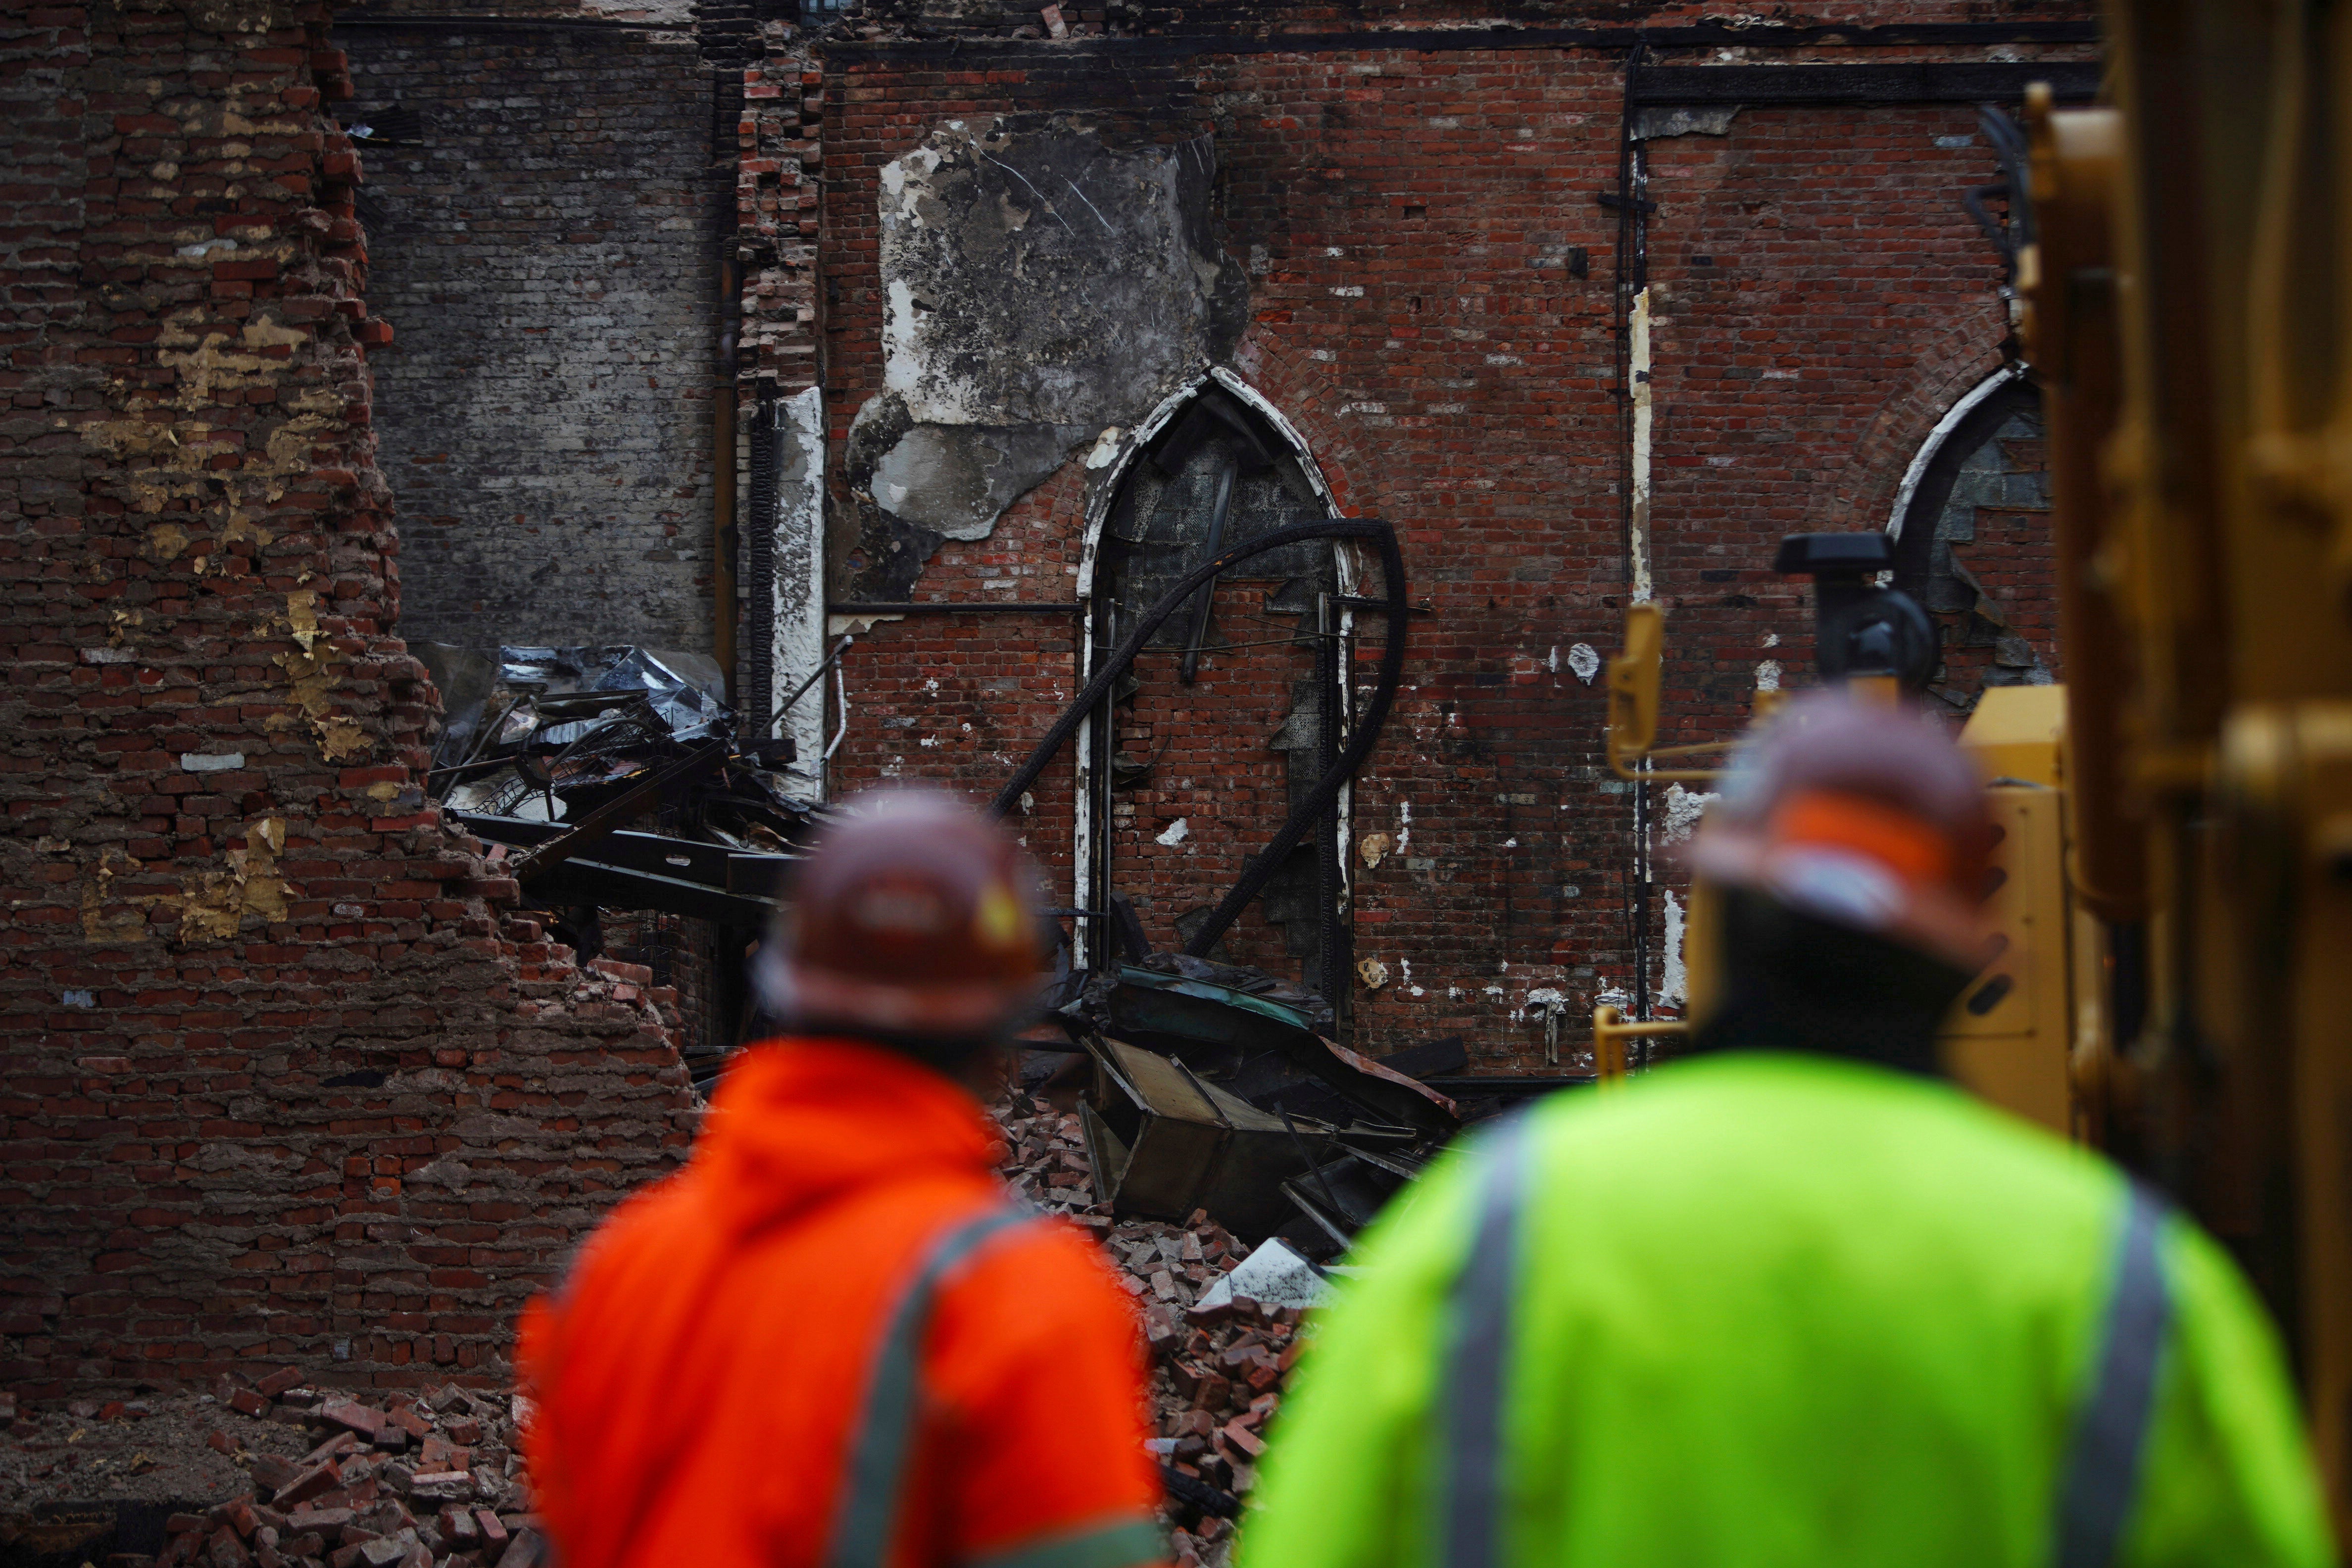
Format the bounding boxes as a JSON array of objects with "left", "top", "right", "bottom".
[
  {"left": 1684, "top": 690, "right": 1997, "bottom": 968},
  {"left": 755, "top": 788, "right": 1046, "bottom": 1039}
]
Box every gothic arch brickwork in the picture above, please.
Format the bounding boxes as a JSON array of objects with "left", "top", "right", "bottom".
[{"left": 813, "top": 33, "right": 2084, "bottom": 1063}]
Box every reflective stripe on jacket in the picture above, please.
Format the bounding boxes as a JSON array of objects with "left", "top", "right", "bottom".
[
  {"left": 521, "top": 1038, "right": 1167, "bottom": 1568},
  {"left": 1242, "top": 1052, "right": 2333, "bottom": 1568}
]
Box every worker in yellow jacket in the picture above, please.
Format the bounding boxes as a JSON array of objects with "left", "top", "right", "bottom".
[{"left": 1244, "top": 692, "right": 2333, "bottom": 1568}]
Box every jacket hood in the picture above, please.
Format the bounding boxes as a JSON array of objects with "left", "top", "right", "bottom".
[{"left": 692, "top": 1036, "right": 1006, "bottom": 1233}]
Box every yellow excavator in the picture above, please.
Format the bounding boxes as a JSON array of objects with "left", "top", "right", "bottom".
[{"left": 1598, "top": 2, "right": 2352, "bottom": 1536}]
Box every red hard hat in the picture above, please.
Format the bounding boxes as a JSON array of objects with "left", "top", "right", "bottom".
[
  {"left": 1684, "top": 690, "right": 1997, "bottom": 968},
  {"left": 756, "top": 789, "right": 1046, "bottom": 1039}
]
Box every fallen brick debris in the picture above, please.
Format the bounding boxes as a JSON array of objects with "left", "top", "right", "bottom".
[
  {"left": 135, "top": 1374, "right": 543, "bottom": 1568},
  {"left": 997, "top": 1085, "right": 1319, "bottom": 1568},
  {"left": 4, "top": 1076, "right": 1343, "bottom": 1568}
]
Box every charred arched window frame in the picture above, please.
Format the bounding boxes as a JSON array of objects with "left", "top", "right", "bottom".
[
  {"left": 1889, "top": 371, "right": 2058, "bottom": 717},
  {"left": 1082, "top": 380, "right": 1351, "bottom": 1003}
]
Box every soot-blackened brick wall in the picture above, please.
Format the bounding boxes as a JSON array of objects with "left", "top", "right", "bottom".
[
  {"left": 0, "top": 1, "right": 695, "bottom": 1401},
  {"left": 342, "top": 14, "right": 727, "bottom": 653},
  {"left": 813, "top": 17, "right": 2094, "bottom": 1069},
  {"left": 1640, "top": 104, "right": 2038, "bottom": 745}
]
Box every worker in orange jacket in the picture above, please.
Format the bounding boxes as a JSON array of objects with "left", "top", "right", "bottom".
[{"left": 520, "top": 790, "right": 1167, "bottom": 1568}]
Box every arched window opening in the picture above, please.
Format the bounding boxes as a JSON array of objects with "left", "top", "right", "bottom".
[
  {"left": 1083, "top": 381, "right": 1348, "bottom": 1003},
  {"left": 1889, "top": 373, "right": 2058, "bottom": 716}
]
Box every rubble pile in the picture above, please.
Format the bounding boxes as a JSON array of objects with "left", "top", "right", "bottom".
[
  {"left": 2, "top": 1075, "right": 1353, "bottom": 1568},
  {"left": 418, "top": 642, "right": 816, "bottom": 840},
  {"left": 997, "top": 1087, "right": 1318, "bottom": 1568},
  {"left": 143, "top": 1375, "right": 543, "bottom": 1568}
]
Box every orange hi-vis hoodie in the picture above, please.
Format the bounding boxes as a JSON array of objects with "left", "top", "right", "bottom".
[{"left": 520, "top": 1037, "right": 1167, "bottom": 1568}]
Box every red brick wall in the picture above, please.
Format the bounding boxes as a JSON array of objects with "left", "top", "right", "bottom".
[
  {"left": 816, "top": 31, "right": 2090, "bottom": 1066},
  {"left": 1641, "top": 105, "right": 2020, "bottom": 745},
  {"left": 0, "top": 1, "right": 696, "bottom": 1400}
]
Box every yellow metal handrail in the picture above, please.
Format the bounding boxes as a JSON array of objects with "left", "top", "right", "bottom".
[{"left": 1592, "top": 1004, "right": 1688, "bottom": 1087}]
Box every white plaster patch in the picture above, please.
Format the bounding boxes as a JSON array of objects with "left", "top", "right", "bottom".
[
  {"left": 1657, "top": 891, "right": 1688, "bottom": 1011},
  {"left": 1657, "top": 782, "right": 1718, "bottom": 847},
  {"left": 1155, "top": 818, "right": 1189, "bottom": 847},
  {"left": 1756, "top": 659, "right": 1783, "bottom": 691},
  {"left": 1085, "top": 426, "right": 1124, "bottom": 467},
  {"left": 768, "top": 386, "right": 830, "bottom": 800},
  {"left": 1567, "top": 643, "right": 1601, "bottom": 684},
  {"left": 1628, "top": 286, "right": 1655, "bottom": 603},
  {"left": 882, "top": 278, "right": 934, "bottom": 407}
]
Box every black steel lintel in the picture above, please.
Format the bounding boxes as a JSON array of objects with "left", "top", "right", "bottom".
[
  {"left": 1631, "top": 61, "right": 2103, "bottom": 106},
  {"left": 508, "top": 740, "right": 729, "bottom": 884},
  {"left": 827, "top": 600, "right": 1084, "bottom": 615}
]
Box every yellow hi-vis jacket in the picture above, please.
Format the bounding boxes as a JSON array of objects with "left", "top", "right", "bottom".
[{"left": 1241, "top": 1052, "right": 2334, "bottom": 1568}]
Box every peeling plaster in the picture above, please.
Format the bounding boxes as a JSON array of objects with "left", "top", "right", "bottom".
[
  {"left": 768, "top": 386, "right": 828, "bottom": 798},
  {"left": 1631, "top": 105, "right": 1742, "bottom": 140},
  {"left": 78, "top": 818, "right": 293, "bottom": 947},
  {"left": 1628, "top": 286, "right": 1656, "bottom": 604},
  {"left": 868, "top": 420, "right": 1092, "bottom": 539},
  {"left": 179, "top": 819, "right": 292, "bottom": 942},
  {"left": 1657, "top": 782, "right": 1718, "bottom": 848},
  {"left": 847, "top": 117, "right": 1244, "bottom": 564},
  {"left": 1656, "top": 891, "right": 1689, "bottom": 1012}
]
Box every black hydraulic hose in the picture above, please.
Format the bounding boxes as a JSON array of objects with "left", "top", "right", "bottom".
[
  {"left": 1183, "top": 523, "right": 1405, "bottom": 957},
  {"left": 1178, "top": 457, "right": 1238, "bottom": 685},
  {"left": 987, "top": 518, "right": 1410, "bottom": 961},
  {"left": 991, "top": 518, "right": 1402, "bottom": 818}
]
